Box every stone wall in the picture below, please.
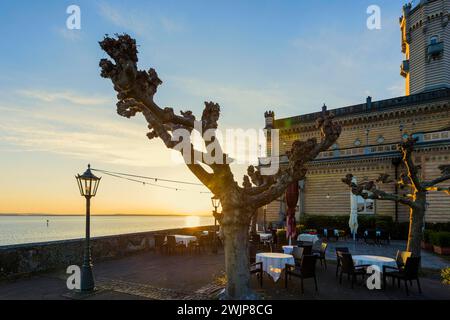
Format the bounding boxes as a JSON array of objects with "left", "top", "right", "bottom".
[{"left": 0, "top": 225, "right": 214, "bottom": 280}]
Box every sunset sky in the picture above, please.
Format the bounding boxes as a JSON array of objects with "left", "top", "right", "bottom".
[{"left": 0, "top": 0, "right": 409, "bottom": 215}]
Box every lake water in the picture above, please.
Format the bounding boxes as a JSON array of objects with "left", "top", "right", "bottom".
[{"left": 0, "top": 215, "right": 214, "bottom": 246}]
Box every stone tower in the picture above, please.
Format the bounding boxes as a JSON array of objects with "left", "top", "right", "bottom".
[{"left": 400, "top": 0, "right": 450, "bottom": 95}]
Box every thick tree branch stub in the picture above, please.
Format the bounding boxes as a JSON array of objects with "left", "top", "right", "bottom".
[{"left": 399, "top": 137, "right": 423, "bottom": 191}]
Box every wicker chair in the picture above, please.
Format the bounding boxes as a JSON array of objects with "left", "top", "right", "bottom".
[
  {"left": 335, "top": 247, "right": 349, "bottom": 277},
  {"left": 312, "top": 242, "right": 328, "bottom": 269},
  {"left": 166, "top": 235, "right": 186, "bottom": 254},
  {"left": 383, "top": 256, "right": 421, "bottom": 295},
  {"left": 338, "top": 252, "right": 370, "bottom": 289},
  {"left": 285, "top": 255, "right": 318, "bottom": 293},
  {"left": 154, "top": 234, "right": 167, "bottom": 254},
  {"left": 249, "top": 243, "right": 263, "bottom": 287}
]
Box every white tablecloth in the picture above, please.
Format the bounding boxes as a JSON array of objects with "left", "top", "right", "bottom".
[
  {"left": 282, "top": 245, "right": 296, "bottom": 254},
  {"left": 352, "top": 255, "right": 396, "bottom": 272},
  {"left": 256, "top": 252, "right": 294, "bottom": 282},
  {"left": 297, "top": 234, "right": 320, "bottom": 243},
  {"left": 258, "top": 233, "right": 272, "bottom": 241},
  {"left": 174, "top": 235, "right": 197, "bottom": 247}
]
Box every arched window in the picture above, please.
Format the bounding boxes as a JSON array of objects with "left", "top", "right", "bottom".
[{"left": 430, "top": 35, "right": 439, "bottom": 45}]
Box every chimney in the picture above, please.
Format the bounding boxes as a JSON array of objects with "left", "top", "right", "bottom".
[{"left": 366, "top": 96, "right": 372, "bottom": 110}]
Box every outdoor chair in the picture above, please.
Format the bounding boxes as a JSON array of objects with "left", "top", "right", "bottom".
[
  {"left": 250, "top": 261, "right": 263, "bottom": 287},
  {"left": 299, "top": 243, "right": 313, "bottom": 255},
  {"left": 154, "top": 234, "right": 167, "bottom": 254},
  {"left": 249, "top": 243, "right": 263, "bottom": 287},
  {"left": 338, "top": 252, "right": 370, "bottom": 289},
  {"left": 312, "top": 242, "right": 328, "bottom": 269},
  {"left": 285, "top": 255, "right": 318, "bottom": 294},
  {"left": 292, "top": 247, "right": 305, "bottom": 266},
  {"left": 378, "top": 229, "right": 390, "bottom": 245},
  {"left": 166, "top": 235, "right": 186, "bottom": 254},
  {"left": 395, "top": 250, "right": 412, "bottom": 271},
  {"left": 335, "top": 247, "right": 349, "bottom": 277},
  {"left": 364, "top": 229, "right": 378, "bottom": 245},
  {"left": 383, "top": 256, "right": 421, "bottom": 296},
  {"left": 188, "top": 235, "right": 208, "bottom": 254}
]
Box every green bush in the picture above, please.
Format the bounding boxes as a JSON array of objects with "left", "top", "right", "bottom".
[
  {"left": 441, "top": 267, "right": 450, "bottom": 285},
  {"left": 425, "top": 222, "right": 450, "bottom": 232},
  {"left": 430, "top": 232, "right": 450, "bottom": 247},
  {"left": 423, "top": 229, "right": 432, "bottom": 243}
]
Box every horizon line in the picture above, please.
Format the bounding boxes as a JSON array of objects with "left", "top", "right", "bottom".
[{"left": 0, "top": 213, "right": 212, "bottom": 217}]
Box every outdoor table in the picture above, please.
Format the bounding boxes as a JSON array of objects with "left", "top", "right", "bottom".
[
  {"left": 256, "top": 252, "right": 294, "bottom": 282},
  {"left": 282, "top": 245, "right": 297, "bottom": 254},
  {"left": 352, "top": 255, "right": 396, "bottom": 272},
  {"left": 297, "top": 233, "right": 320, "bottom": 244},
  {"left": 258, "top": 233, "right": 272, "bottom": 242},
  {"left": 173, "top": 235, "right": 197, "bottom": 247}
]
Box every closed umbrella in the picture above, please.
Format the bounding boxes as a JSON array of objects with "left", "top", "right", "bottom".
[
  {"left": 285, "top": 181, "right": 299, "bottom": 245},
  {"left": 349, "top": 176, "right": 359, "bottom": 241}
]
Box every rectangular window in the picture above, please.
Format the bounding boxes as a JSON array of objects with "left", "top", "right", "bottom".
[{"left": 357, "top": 196, "right": 375, "bottom": 214}]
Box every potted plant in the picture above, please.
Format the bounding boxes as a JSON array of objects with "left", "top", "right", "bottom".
[
  {"left": 421, "top": 230, "right": 434, "bottom": 251},
  {"left": 431, "top": 231, "right": 450, "bottom": 255}
]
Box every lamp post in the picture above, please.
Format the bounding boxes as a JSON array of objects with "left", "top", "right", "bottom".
[
  {"left": 211, "top": 196, "right": 221, "bottom": 254},
  {"left": 75, "top": 164, "right": 101, "bottom": 292}
]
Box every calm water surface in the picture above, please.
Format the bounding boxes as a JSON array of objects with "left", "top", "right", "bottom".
[{"left": 0, "top": 215, "right": 214, "bottom": 246}]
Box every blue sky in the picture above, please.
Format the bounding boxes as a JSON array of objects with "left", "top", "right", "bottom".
[{"left": 0, "top": 0, "right": 411, "bottom": 214}]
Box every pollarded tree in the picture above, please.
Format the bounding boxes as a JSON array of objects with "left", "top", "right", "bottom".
[
  {"left": 342, "top": 137, "right": 450, "bottom": 257},
  {"left": 99, "top": 34, "right": 341, "bottom": 299}
]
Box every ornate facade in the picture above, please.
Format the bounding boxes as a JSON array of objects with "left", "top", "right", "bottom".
[{"left": 259, "top": 1, "right": 450, "bottom": 227}]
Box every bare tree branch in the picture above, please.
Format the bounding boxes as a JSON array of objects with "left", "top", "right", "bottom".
[
  {"left": 248, "top": 112, "right": 341, "bottom": 208},
  {"left": 423, "top": 165, "right": 450, "bottom": 188},
  {"left": 342, "top": 174, "right": 417, "bottom": 208},
  {"left": 399, "top": 137, "right": 424, "bottom": 191}
]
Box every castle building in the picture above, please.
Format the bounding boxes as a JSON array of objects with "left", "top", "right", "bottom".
[{"left": 259, "top": 0, "right": 450, "bottom": 228}]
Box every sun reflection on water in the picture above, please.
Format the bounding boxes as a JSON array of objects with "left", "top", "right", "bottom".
[{"left": 184, "top": 215, "right": 201, "bottom": 227}]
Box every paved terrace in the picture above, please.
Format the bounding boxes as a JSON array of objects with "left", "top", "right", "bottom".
[{"left": 0, "top": 240, "right": 448, "bottom": 300}]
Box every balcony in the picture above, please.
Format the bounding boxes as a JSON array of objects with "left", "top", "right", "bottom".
[
  {"left": 427, "top": 42, "right": 443, "bottom": 58},
  {"left": 400, "top": 60, "right": 409, "bottom": 78}
]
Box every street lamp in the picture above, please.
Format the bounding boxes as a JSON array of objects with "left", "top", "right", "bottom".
[
  {"left": 211, "top": 196, "right": 221, "bottom": 254},
  {"left": 75, "top": 164, "right": 101, "bottom": 292}
]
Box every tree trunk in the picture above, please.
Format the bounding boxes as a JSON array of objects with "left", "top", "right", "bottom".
[
  {"left": 250, "top": 211, "right": 257, "bottom": 235},
  {"left": 406, "top": 193, "right": 426, "bottom": 257},
  {"left": 221, "top": 214, "right": 254, "bottom": 300}
]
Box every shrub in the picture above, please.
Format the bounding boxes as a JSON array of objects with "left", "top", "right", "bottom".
[
  {"left": 441, "top": 267, "right": 450, "bottom": 285},
  {"left": 423, "top": 229, "right": 432, "bottom": 243},
  {"left": 425, "top": 222, "right": 450, "bottom": 232},
  {"left": 430, "top": 231, "right": 450, "bottom": 247}
]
